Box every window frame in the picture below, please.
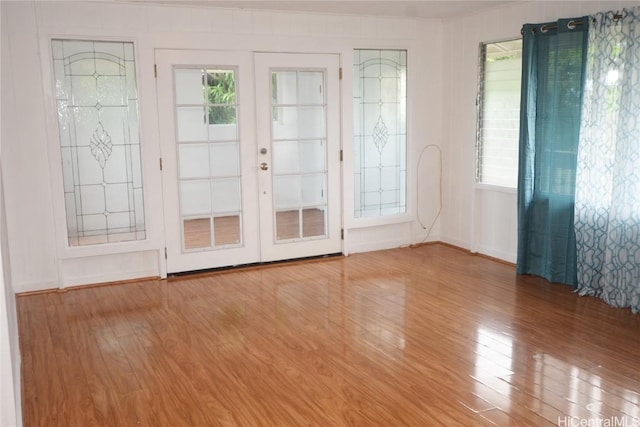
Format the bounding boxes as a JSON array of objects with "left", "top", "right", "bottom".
[
  {"left": 41, "top": 34, "right": 158, "bottom": 260},
  {"left": 350, "top": 47, "right": 412, "bottom": 226},
  {"left": 475, "top": 37, "right": 523, "bottom": 190}
]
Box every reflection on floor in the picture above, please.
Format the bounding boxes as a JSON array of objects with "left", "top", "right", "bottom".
[{"left": 17, "top": 244, "right": 640, "bottom": 425}]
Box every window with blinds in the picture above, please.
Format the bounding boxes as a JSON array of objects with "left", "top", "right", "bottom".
[{"left": 476, "top": 39, "right": 522, "bottom": 188}]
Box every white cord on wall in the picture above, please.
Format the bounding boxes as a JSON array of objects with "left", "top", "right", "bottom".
[{"left": 416, "top": 144, "right": 442, "bottom": 244}]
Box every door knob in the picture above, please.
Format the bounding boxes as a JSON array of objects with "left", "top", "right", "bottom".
[{"left": 260, "top": 162, "right": 269, "bottom": 171}]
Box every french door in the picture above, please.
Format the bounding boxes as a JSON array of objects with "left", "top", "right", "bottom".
[{"left": 156, "top": 50, "right": 341, "bottom": 273}]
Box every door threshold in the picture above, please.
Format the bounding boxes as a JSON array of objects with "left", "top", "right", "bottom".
[{"left": 167, "top": 252, "right": 343, "bottom": 279}]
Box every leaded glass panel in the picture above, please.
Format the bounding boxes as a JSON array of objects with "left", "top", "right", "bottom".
[
  {"left": 52, "top": 39, "right": 146, "bottom": 246},
  {"left": 353, "top": 49, "right": 407, "bottom": 218}
]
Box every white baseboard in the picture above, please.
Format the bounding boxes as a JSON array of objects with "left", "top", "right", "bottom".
[
  {"left": 347, "top": 237, "right": 411, "bottom": 254},
  {"left": 13, "top": 279, "right": 59, "bottom": 294},
  {"left": 476, "top": 246, "right": 517, "bottom": 264},
  {"left": 60, "top": 269, "right": 159, "bottom": 288}
]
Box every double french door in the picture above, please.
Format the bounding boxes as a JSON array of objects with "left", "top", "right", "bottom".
[{"left": 156, "top": 50, "right": 341, "bottom": 273}]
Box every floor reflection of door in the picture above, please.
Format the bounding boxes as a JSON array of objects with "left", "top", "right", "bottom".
[{"left": 157, "top": 50, "right": 342, "bottom": 273}]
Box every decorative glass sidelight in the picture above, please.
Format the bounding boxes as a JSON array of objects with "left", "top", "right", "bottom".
[
  {"left": 52, "top": 39, "right": 145, "bottom": 246},
  {"left": 173, "top": 68, "right": 242, "bottom": 250},
  {"left": 353, "top": 49, "right": 407, "bottom": 218}
]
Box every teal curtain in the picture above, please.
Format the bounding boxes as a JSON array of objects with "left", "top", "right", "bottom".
[
  {"left": 574, "top": 7, "right": 640, "bottom": 313},
  {"left": 517, "top": 18, "right": 588, "bottom": 285}
]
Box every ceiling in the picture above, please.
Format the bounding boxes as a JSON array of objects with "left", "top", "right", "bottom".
[{"left": 125, "top": 1, "right": 518, "bottom": 20}]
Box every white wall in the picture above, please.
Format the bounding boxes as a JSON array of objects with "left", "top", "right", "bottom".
[
  {"left": 0, "top": 170, "right": 21, "bottom": 427},
  {"left": 0, "top": 2, "right": 22, "bottom": 424},
  {"left": 2, "top": 1, "right": 444, "bottom": 292},
  {"left": 440, "top": 0, "right": 640, "bottom": 263}
]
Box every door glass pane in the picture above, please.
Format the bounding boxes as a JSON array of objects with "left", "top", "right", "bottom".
[
  {"left": 274, "top": 175, "right": 301, "bottom": 209},
  {"left": 180, "top": 180, "right": 211, "bottom": 216},
  {"left": 174, "top": 69, "right": 204, "bottom": 104},
  {"left": 272, "top": 106, "right": 299, "bottom": 140},
  {"left": 214, "top": 215, "right": 241, "bottom": 246},
  {"left": 177, "top": 107, "right": 208, "bottom": 142},
  {"left": 52, "top": 39, "right": 146, "bottom": 246},
  {"left": 273, "top": 140, "right": 300, "bottom": 175},
  {"left": 271, "top": 69, "right": 328, "bottom": 242},
  {"left": 298, "top": 107, "right": 325, "bottom": 139},
  {"left": 353, "top": 49, "right": 407, "bottom": 218},
  {"left": 276, "top": 210, "right": 300, "bottom": 240},
  {"left": 210, "top": 142, "right": 239, "bottom": 177},
  {"left": 212, "top": 178, "right": 241, "bottom": 213},
  {"left": 184, "top": 218, "right": 211, "bottom": 249},
  {"left": 298, "top": 72, "right": 324, "bottom": 105},
  {"left": 179, "top": 143, "right": 209, "bottom": 179},
  {"left": 174, "top": 67, "right": 243, "bottom": 250},
  {"left": 302, "top": 208, "right": 325, "bottom": 237}
]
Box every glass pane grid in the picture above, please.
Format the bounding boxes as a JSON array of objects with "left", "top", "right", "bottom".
[
  {"left": 174, "top": 67, "right": 243, "bottom": 251},
  {"left": 271, "top": 69, "right": 328, "bottom": 242},
  {"left": 182, "top": 213, "right": 243, "bottom": 251},
  {"left": 52, "top": 39, "right": 146, "bottom": 247},
  {"left": 353, "top": 49, "right": 407, "bottom": 218}
]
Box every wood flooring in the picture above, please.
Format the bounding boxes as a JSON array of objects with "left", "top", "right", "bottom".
[{"left": 17, "top": 244, "right": 640, "bottom": 426}]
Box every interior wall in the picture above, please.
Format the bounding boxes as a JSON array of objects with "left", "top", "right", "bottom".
[
  {"left": 2, "top": 0, "right": 443, "bottom": 292},
  {"left": 0, "top": 169, "right": 21, "bottom": 427},
  {"left": 0, "top": 2, "right": 22, "bottom": 424},
  {"left": 440, "top": 0, "right": 639, "bottom": 263}
]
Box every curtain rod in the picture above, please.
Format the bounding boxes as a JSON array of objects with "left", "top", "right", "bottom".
[{"left": 522, "top": 13, "right": 623, "bottom": 35}]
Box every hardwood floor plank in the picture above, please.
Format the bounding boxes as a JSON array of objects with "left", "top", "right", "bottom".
[{"left": 18, "top": 244, "right": 640, "bottom": 426}]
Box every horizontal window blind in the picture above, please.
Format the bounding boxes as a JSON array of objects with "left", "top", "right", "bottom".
[{"left": 477, "top": 39, "right": 522, "bottom": 188}]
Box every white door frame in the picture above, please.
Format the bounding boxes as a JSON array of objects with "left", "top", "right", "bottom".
[{"left": 157, "top": 50, "right": 342, "bottom": 274}]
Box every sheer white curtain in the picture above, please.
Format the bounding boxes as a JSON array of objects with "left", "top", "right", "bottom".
[{"left": 574, "top": 7, "right": 640, "bottom": 313}]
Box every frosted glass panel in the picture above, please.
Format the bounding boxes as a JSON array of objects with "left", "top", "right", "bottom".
[
  {"left": 210, "top": 142, "right": 239, "bottom": 177},
  {"left": 301, "top": 174, "right": 325, "bottom": 206},
  {"left": 300, "top": 140, "right": 325, "bottom": 173},
  {"left": 80, "top": 185, "right": 106, "bottom": 214},
  {"left": 272, "top": 107, "right": 299, "bottom": 140},
  {"left": 211, "top": 178, "right": 241, "bottom": 213},
  {"left": 273, "top": 140, "right": 300, "bottom": 175},
  {"left": 181, "top": 180, "right": 212, "bottom": 215},
  {"left": 274, "top": 176, "right": 301, "bottom": 209},
  {"left": 179, "top": 143, "right": 209, "bottom": 179},
  {"left": 52, "top": 39, "right": 145, "bottom": 246},
  {"left": 273, "top": 71, "right": 297, "bottom": 105},
  {"left": 175, "top": 69, "right": 204, "bottom": 105},
  {"left": 177, "top": 107, "right": 207, "bottom": 142},
  {"left": 353, "top": 49, "right": 407, "bottom": 218},
  {"left": 209, "top": 123, "right": 237, "bottom": 142},
  {"left": 173, "top": 66, "right": 243, "bottom": 250},
  {"left": 96, "top": 76, "right": 125, "bottom": 105},
  {"left": 298, "top": 72, "right": 324, "bottom": 105},
  {"left": 298, "top": 107, "right": 325, "bottom": 139}
]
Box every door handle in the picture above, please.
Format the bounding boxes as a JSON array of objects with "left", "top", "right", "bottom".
[{"left": 260, "top": 162, "right": 269, "bottom": 171}]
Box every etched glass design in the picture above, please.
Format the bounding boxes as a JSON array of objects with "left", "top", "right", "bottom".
[
  {"left": 52, "top": 39, "right": 145, "bottom": 246},
  {"left": 353, "top": 49, "right": 407, "bottom": 218},
  {"left": 174, "top": 68, "right": 242, "bottom": 251}
]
